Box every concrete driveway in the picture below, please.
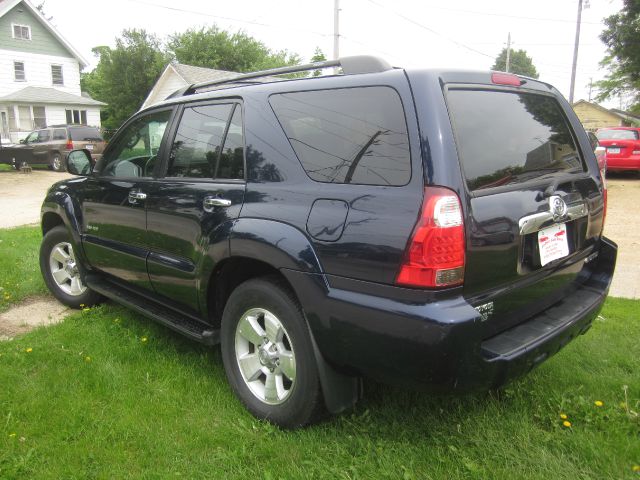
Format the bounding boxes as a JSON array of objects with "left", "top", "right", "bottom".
[
  {"left": 0, "top": 169, "right": 637, "bottom": 298},
  {"left": 0, "top": 169, "right": 72, "bottom": 228}
]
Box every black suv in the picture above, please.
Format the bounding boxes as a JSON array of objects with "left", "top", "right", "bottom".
[{"left": 39, "top": 56, "right": 616, "bottom": 428}]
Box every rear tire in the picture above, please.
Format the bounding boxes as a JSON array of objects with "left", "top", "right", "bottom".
[
  {"left": 220, "top": 276, "right": 325, "bottom": 428},
  {"left": 40, "top": 225, "right": 101, "bottom": 308}
]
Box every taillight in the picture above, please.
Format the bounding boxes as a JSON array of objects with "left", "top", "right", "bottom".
[
  {"left": 596, "top": 148, "right": 607, "bottom": 232},
  {"left": 396, "top": 187, "right": 465, "bottom": 288},
  {"left": 65, "top": 140, "right": 74, "bottom": 150},
  {"left": 633, "top": 150, "right": 640, "bottom": 155}
]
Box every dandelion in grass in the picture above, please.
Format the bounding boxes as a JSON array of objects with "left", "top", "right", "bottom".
[
  {"left": 85, "top": 356, "right": 91, "bottom": 363},
  {"left": 562, "top": 420, "right": 571, "bottom": 428},
  {"left": 632, "top": 465, "right": 640, "bottom": 473},
  {"left": 141, "top": 336, "right": 148, "bottom": 343},
  {"left": 8, "top": 433, "right": 16, "bottom": 438},
  {"left": 25, "top": 347, "right": 32, "bottom": 353},
  {"left": 559, "top": 413, "right": 568, "bottom": 420},
  {"left": 594, "top": 400, "right": 604, "bottom": 407},
  {"left": 113, "top": 317, "right": 121, "bottom": 324}
]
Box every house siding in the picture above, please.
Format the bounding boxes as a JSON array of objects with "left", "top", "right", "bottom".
[
  {"left": 0, "top": 2, "right": 73, "bottom": 58},
  {"left": 573, "top": 103, "right": 624, "bottom": 131},
  {"left": 0, "top": 50, "right": 81, "bottom": 95},
  {"left": 141, "top": 66, "right": 187, "bottom": 109}
]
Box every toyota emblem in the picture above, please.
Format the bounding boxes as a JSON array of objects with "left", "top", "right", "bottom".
[{"left": 549, "top": 195, "right": 568, "bottom": 221}]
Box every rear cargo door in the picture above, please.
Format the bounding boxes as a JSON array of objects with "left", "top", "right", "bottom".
[{"left": 446, "top": 87, "right": 605, "bottom": 335}]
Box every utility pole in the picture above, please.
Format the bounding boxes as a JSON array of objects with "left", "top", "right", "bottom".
[
  {"left": 333, "top": 0, "right": 340, "bottom": 74},
  {"left": 505, "top": 32, "right": 512, "bottom": 73},
  {"left": 588, "top": 77, "right": 593, "bottom": 102},
  {"left": 569, "top": 0, "right": 584, "bottom": 104}
]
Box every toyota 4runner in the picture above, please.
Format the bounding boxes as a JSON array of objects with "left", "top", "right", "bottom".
[{"left": 39, "top": 56, "right": 617, "bottom": 428}]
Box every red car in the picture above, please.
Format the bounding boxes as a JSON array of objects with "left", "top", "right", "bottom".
[{"left": 595, "top": 127, "right": 640, "bottom": 173}]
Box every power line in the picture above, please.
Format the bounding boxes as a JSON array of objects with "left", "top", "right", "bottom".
[
  {"left": 128, "top": 0, "right": 331, "bottom": 38},
  {"left": 413, "top": 3, "right": 603, "bottom": 25},
  {"left": 364, "top": 0, "right": 494, "bottom": 59}
]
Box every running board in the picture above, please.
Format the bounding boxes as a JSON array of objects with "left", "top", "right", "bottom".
[{"left": 85, "top": 275, "right": 219, "bottom": 345}]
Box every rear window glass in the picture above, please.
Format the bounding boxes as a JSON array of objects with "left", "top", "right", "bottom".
[
  {"left": 270, "top": 87, "right": 411, "bottom": 186},
  {"left": 596, "top": 129, "right": 638, "bottom": 140},
  {"left": 447, "top": 90, "right": 583, "bottom": 191},
  {"left": 69, "top": 127, "right": 103, "bottom": 141}
]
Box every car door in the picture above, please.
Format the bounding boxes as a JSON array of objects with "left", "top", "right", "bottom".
[
  {"left": 144, "top": 101, "right": 246, "bottom": 312},
  {"left": 80, "top": 108, "right": 173, "bottom": 290}
]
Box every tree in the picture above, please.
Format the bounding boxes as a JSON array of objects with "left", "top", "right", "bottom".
[
  {"left": 81, "top": 30, "right": 167, "bottom": 132},
  {"left": 595, "top": 0, "right": 640, "bottom": 112},
  {"left": 491, "top": 48, "right": 539, "bottom": 79},
  {"left": 310, "top": 47, "right": 327, "bottom": 76},
  {"left": 167, "top": 26, "right": 300, "bottom": 73}
]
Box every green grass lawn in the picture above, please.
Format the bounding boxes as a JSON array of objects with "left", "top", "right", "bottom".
[
  {"left": 0, "top": 226, "right": 47, "bottom": 312},
  {"left": 0, "top": 227, "right": 638, "bottom": 479}
]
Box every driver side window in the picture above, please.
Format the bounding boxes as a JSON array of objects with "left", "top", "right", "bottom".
[{"left": 96, "top": 110, "right": 171, "bottom": 178}]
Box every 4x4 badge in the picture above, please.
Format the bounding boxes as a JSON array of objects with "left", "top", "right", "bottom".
[{"left": 549, "top": 195, "right": 568, "bottom": 222}]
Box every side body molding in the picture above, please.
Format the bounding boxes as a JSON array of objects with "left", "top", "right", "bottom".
[{"left": 229, "top": 218, "right": 323, "bottom": 273}]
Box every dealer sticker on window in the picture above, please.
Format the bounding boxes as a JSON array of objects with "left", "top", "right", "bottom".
[{"left": 538, "top": 223, "right": 569, "bottom": 266}]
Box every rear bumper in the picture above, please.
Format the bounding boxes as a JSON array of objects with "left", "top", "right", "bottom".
[
  {"left": 284, "top": 237, "right": 617, "bottom": 391},
  {"left": 606, "top": 155, "right": 640, "bottom": 171}
]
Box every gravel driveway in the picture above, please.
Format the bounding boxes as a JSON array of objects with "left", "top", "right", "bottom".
[{"left": 0, "top": 169, "right": 637, "bottom": 298}]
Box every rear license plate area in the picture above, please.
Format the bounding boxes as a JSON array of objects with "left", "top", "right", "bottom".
[{"left": 519, "top": 220, "right": 585, "bottom": 273}]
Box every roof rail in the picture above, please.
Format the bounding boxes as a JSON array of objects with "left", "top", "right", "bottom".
[{"left": 167, "top": 55, "right": 393, "bottom": 99}]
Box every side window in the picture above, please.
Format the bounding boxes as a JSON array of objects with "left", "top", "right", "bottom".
[
  {"left": 167, "top": 103, "right": 233, "bottom": 178},
  {"left": 217, "top": 105, "right": 244, "bottom": 179},
  {"left": 53, "top": 128, "right": 66, "bottom": 141},
  {"left": 37, "top": 129, "right": 50, "bottom": 142},
  {"left": 25, "top": 131, "right": 38, "bottom": 143},
  {"left": 96, "top": 110, "right": 171, "bottom": 178},
  {"left": 269, "top": 87, "right": 411, "bottom": 186}
]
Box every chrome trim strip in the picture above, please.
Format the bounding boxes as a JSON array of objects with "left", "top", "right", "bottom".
[{"left": 519, "top": 201, "right": 588, "bottom": 235}]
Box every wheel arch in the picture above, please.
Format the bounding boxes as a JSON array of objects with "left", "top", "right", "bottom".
[{"left": 202, "top": 218, "right": 359, "bottom": 414}]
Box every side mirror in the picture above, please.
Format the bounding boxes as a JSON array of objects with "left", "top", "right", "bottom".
[
  {"left": 19, "top": 138, "right": 26, "bottom": 144},
  {"left": 66, "top": 149, "right": 92, "bottom": 176}
]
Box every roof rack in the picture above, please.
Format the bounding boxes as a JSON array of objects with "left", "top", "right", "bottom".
[{"left": 167, "top": 55, "right": 393, "bottom": 99}]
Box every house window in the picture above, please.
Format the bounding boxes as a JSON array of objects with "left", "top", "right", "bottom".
[
  {"left": 12, "top": 24, "right": 31, "bottom": 40},
  {"left": 18, "top": 106, "right": 31, "bottom": 130},
  {"left": 14, "top": 61, "right": 25, "bottom": 81},
  {"left": 65, "top": 109, "right": 87, "bottom": 125},
  {"left": 51, "top": 65, "right": 63, "bottom": 85},
  {"left": 33, "top": 106, "right": 46, "bottom": 129}
]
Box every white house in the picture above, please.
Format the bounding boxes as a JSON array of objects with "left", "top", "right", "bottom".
[
  {"left": 141, "top": 62, "right": 237, "bottom": 110},
  {"left": 0, "top": 0, "right": 104, "bottom": 143}
]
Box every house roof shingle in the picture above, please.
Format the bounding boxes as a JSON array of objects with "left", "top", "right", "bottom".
[{"left": 0, "top": 86, "right": 106, "bottom": 106}]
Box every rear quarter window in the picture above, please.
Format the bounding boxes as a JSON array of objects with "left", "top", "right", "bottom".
[
  {"left": 269, "top": 86, "right": 411, "bottom": 186},
  {"left": 447, "top": 89, "right": 584, "bottom": 191}
]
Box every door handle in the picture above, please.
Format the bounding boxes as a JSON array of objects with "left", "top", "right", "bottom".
[
  {"left": 128, "top": 191, "right": 147, "bottom": 203},
  {"left": 203, "top": 196, "right": 232, "bottom": 211}
]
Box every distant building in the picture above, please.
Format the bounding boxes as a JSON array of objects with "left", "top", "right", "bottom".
[
  {"left": 141, "top": 62, "right": 237, "bottom": 110},
  {"left": 0, "top": 0, "right": 104, "bottom": 143},
  {"left": 572, "top": 100, "right": 640, "bottom": 132}
]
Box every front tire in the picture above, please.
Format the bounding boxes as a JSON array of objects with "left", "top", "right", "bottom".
[
  {"left": 40, "top": 226, "right": 101, "bottom": 308},
  {"left": 50, "top": 152, "right": 63, "bottom": 172},
  {"left": 220, "top": 277, "right": 324, "bottom": 428}
]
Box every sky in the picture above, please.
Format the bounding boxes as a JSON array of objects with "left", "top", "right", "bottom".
[{"left": 44, "top": 0, "right": 625, "bottom": 108}]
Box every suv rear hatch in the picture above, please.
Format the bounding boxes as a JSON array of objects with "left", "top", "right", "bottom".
[
  {"left": 444, "top": 81, "right": 606, "bottom": 337},
  {"left": 68, "top": 126, "right": 105, "bottom": 157}
]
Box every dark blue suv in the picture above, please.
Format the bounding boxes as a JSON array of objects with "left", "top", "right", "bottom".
[{"left": 39, "top": 56, "right": 616, "bottom": 428}]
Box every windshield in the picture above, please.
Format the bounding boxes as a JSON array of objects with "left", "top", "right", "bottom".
[
  {"left": 447, "top": 89, "right": 584, "bottom": 191},
  {"left": 596, "top": 129, "right": 638, "bottom": 141}
]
